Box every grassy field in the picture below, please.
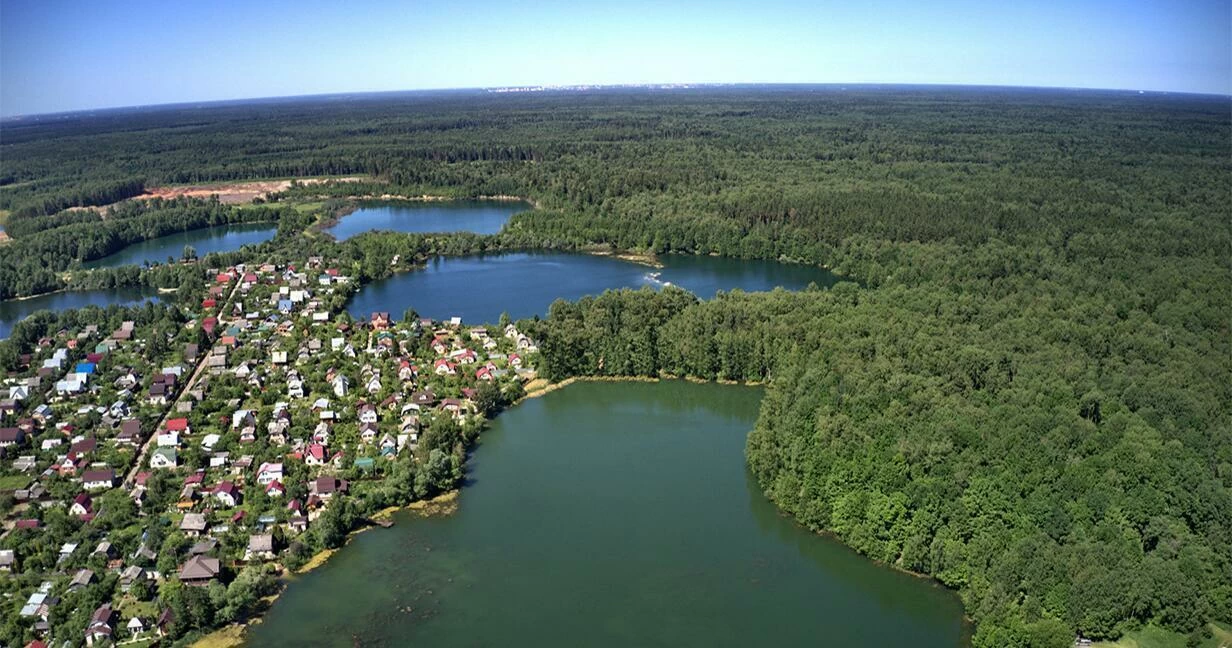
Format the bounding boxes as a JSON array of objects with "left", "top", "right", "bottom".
[
  {"left": 0, "top": 474, "right": 31, "bottom": 491},
  {"left": 1212, "top": 623, "right": 1232, "bottom": 648},
  {"left": 1092, "top": 623, "right": 1232, "bottom": 648},
  {"left": 236, "top": 200, "right": 324, "bottom": 214}
]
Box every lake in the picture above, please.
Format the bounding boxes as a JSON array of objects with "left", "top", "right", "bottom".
[
  {"left": 0, "top": 287, "right": 159, "bottom": 339},
  {"left": 347, "top": 252, "right": 840, "bottom": 323},
  {"left": 82, "top": 222, "right": 277, "bottom": 268},
  {"left": 247, "top": 381, "right": 968, "bottom": 647},
  {"left": 326, "top": 200, "right": 529, "bottom": 241}
]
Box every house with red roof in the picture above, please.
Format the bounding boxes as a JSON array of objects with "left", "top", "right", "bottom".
[
  {"left": 304, "top": 443, "right": 328, "bottom": 466},
  {"left": 264, "top": 479, "right": 285, "bottom": 498},
  {"left": 213, "top": 481, "right": 240, "bottom": 507},
  {"left": 433, "top": 358, "right": 457, "bottom": 376},
  {"left": 70, "top": 493, "right": 93, "bottom": 517}
]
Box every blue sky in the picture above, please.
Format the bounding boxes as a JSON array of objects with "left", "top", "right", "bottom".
[{"left": 1, "top": 0, "right": 1228, "bottom": 116}]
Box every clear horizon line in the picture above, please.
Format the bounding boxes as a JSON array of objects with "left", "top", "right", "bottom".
[{"left": 4, "top": 81, "right": 1230, "bottom": 121}]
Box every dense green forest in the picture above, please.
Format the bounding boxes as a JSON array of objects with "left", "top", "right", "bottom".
[{"left": 1, "top": 87, "right": 1228, "bottom": 647}]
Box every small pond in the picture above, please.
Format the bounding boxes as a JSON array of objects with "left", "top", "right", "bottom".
[{"left": 326, "top": 200, "right": 529, "bottom": 241}]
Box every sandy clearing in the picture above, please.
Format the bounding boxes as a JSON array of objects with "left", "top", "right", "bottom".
[{"left": 136, "top": 176, "right": 367, "bottom": 205}]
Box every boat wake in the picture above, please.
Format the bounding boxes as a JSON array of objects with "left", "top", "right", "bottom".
[{"left": 644, "top": 272, "right": 673, "bottom": 287}]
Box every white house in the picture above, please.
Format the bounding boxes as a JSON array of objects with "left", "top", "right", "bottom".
[
  {"left": 81, "top": 469, "right": 115, "bottom": 490},
  {"left": 256, "top": 462, "right": 284, "bottom": 485},
  {"left": 232, "top": 410, "right": 256, "bottom": 430},
  {"left": 332, "top": 375, "right": 349, "bottom": 397},
  {"left": 150, "top": 447, "right": 177, "bottom": 469},
  {"left": 56, "top": 373, "right": 88, "bottom": 395}
]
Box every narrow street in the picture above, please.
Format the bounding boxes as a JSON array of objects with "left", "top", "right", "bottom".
[{"left": 123, "top": 272, "right": 245, "bottom": 487}]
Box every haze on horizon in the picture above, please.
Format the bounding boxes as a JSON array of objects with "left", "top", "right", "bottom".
[{"left": 1, "top": 0, "right": 1229, "bottom": 117}]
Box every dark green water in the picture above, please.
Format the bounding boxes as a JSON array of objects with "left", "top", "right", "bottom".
[
  {"left": 82, "top": 222, "right": 277, "bottom": 268},
  {"left": 327, "top": 200, "right": 529, "bottom": 241},
  {"left": 247, "top": 381, "right": 968, "bottom": 647},
  {"left": 347, "top": 251, "right": 840, "bottom": 324},
  {"left": 0, "top": 287, "right": 159, "bottom": 339}
]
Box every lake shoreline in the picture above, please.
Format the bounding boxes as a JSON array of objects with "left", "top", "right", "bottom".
[
  {"left": 519, "top": 377, "right": 961, "bottom": 609},
  {"left": 583, "top": 247, "right": 663, "bottom": 268},
  {"left": 247, "top": 378, "right": 969, "bottom": 646},
  {"left": 193, "top": 489, "right": 464, "bottom": 648},
  {"left": 346, "top": 248, "right": 839, "bottom": 327},
  {"left": 187, "top": 375, "right": 964, "bottom": 647},
  {"left": 209, "top": 377, "right": 747, "bottom": 647},
  {"left": 81, "top": 220, "right": 279, "bottom": 269},
  {"left": 2, "top": 287, "right": 73, "bottom": 303}
]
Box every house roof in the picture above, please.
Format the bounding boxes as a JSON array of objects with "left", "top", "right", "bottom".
[
  {"left": 89, "top": 603, "right": 113, "bottom": 626},
  {"left": 248, "top": 534, "right": 274, "bottom": 552},
  {"left": 70, "top": 569, "right": 94, "bottom": 588},
  {"left": 314, "top": 475, "right": 348, "bottom": 494},
  {"left": 188, "top": 538, "right": 217, "bottom": 555},
  {"left": 178, "top": 555, "right": 220, "bottom": 581},
  {"left": 180, "top": 513, "right": 207, "bottom": 531},
  {"left": 81, "top": 469, "right": 114, "bottom": 484}
]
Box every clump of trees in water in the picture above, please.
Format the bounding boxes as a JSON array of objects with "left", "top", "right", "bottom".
[{"left": 1, "top": 88, "right": 1228, "bottom": 647}]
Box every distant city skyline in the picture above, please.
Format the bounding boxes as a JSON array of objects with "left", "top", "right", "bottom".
[{"left": 2, "top": 0, "right": 1229, "bottom": 117}]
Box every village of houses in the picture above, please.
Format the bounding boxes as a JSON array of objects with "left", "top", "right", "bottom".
[{"left": 0, "top": 255, "right": 540, "bottom": 646}]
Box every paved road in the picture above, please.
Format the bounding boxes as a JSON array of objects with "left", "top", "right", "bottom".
[{"left": 123, "top": 275, "right": 243, "bottom": 487}]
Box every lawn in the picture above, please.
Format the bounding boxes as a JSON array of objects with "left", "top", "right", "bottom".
[
  {"left": 114, "top": 593, "right": 159, "bottom": 620},
  {"left": 0, "top": 474, "right": 32, "bottom": 491}
]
